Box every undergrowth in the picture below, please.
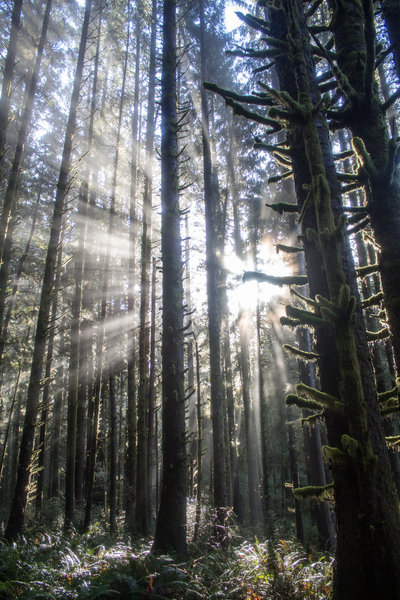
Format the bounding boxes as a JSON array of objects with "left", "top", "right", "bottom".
[{"left": 0, "top": 524, "right": 332, "bottom": 599}]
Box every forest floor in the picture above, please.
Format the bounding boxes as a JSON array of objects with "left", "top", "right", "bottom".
[
  {"left": 0, "top": 515, "right": 333, "bottom": 599},
  {"left": 0, "top": 502, "right": 332, "bottom": 600}
]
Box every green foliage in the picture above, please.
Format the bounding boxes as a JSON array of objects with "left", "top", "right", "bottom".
[{"left": 0, "top": 527, "right": 333, "bottom": 599}]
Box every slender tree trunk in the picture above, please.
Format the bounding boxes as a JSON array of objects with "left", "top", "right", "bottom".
[
  {"left": 125, "top": 17, "right": 141, "bottom": 531},
  {"left": 49, "top": 333, "right": 64, "bottom": 499},
  {"left": 109, "top": 371, "right": 117, "bottom": 534},
  {"left": 4, "top": 0, "right": 92, "bottom": 540},
  {"left": 147, "top": 257, "right": 157, "bottom": 529},
  {"left": 199, "top": 0, "right": 227, "bottom": 533},
  {"left": 135, "top": 0, "right": 157, "bottom": 536},
  {"left": 193, "top": 340, "right": 202, "bottom": 542},
  {"left": 0, "top": 0, "right": 23, "bottom": 173},
  {"left": 75, "top": 3, "right": 102, "bottom": 507},
  {"left": 152, "top": 0, "right": 187, "bottom": 556},
  {"left": 35, "top": 244, "right": 62, "bottom": 515}
]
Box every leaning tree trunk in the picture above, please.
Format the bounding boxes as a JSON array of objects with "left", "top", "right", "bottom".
[
  {"left": 4, "top": 0, "right": 92, "bottom": 540},
  {"left": 0, "top": 0, "right": 52, "bottom": 278},
  {"left": 152, "top": 0, "right": 187, "bottom": 557}
]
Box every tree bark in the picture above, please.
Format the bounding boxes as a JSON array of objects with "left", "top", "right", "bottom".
[
  {"left": 135, "top": 0, "right": 157, "bottom": 535},
  {"left": 152, "top": 0, "right": 187, "bottom": 556},
  {"left": 199, "top": 0, "right": 227, "bottom": 532}
]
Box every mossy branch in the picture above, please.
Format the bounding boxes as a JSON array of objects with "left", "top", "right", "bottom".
[
  {"left": 362, "top": 291, "right": 383, "bottom": 308},
  {"left": 334, "top": 150, "right": 354, "bottom": 161},
  {"left": 286, "top": 393, "right": 323, "bottom": 411},
  {"left": 243, "top": 272, "right": 308, "bottom": 286},
  {"left": 235, "top": 11, "right": 271, "bottom": 36},
  {"left": 276, "top": 243, "right": 304, "bottom": 254},
  {"left": 322, "top": 445, "right": 349, "bottom": 465},
  {"left": 378, "top": 385, "right": 398, "bottom": 402},
  {"left": 266, "top": 202, "right": 298, "bottom": 214},
  {"left": 283, "top": 344, "right": 319, "bottom": 361},
  {"left": 254, "top": 142, "right": 292, "bottom": 154},
  {"left": 347, "top": 216, "right": 370, "bottom": 236},
  {"left": 382, "top": 85, "right": 400, "bottom": 112},
  {"left": 290, "top": 288, "right": 317, "bottom": 309},
  {"left": 268, "top": 170, "right": 293, "bottom": 184},
  {"left": 286, "top": 305, "right": 325, "bottom": 328},
  {"left": 367, "top": 327, "right": 390, "bottom": 341},
  {"left": 203, "top": 83, "right": 273, "bottom": 107},
  {"left": 296, "top": 382, "right": 342, "bottom": 411},
  {"left": 301, "top": 411, "right": 325, "bottom": 426},
  {"left": 293, "top": 483, "right": 334, "bottom": 501},
  {"left": 280, "top": 316, "right": 302, "bottom": 328},
  {"left": 385, "top": 435, "right": 400, "bottom": 448},
  {"left": 356, "top": 263, "right": 380, "bottom": 278},
  {"left": 352, "top": 137, "right": 378, "bottom": 178},
  {"left": 381, "top": 405, "right": 400, "bottom": 417}
]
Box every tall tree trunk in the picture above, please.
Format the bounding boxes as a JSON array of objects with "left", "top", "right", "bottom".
[
  {"left": 75, "top": 3, "right": 102, "bottom": 507},
  {"left": 199, "top": 0, "right": 227, "bottom": 533},
  {"left": 49, "top": 332, "right": 65, "bottom": 499},
  {"left": 125, "top": 17, "right": 141, "bottom": 531},
  {"left": 4, "top": 0, "right": 92, "bottom": 540},
  {"left": 193, "top": 339, "right": 202, "bottom": 542},
  {"left": 329, "top": 0, "right": 400, "bottom": 377},
  {"left": 152, "top": 0, "right": 187, "bottom": 556},
  {"left": 147, "top": 256, "right": 157, "bottom": 529},
  {"left": 35, "top": 244, "right": 62, "bottom": 516},
  {"left": 0, "top": 0, "right": 23, "bottom": 173},
  {"left": 269, "top": 2, "right": 400, "bottom": 596},
  {"left": 135, "top": 0, "right": 157, "bottom": 535}
]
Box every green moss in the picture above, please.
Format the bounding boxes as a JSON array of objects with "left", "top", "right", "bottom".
[
  {"left": 296, "top": 383, "right": 343, "bottom": 411},
  {"left": 322, "top": 445, "right": 349, "bottom": 466},
  {"left": 283, "top": 344, "right": 319, "bottom": 361},
  {"left": 293, "top": 483, "right": 334, "bottom": 501},
  {"left": 341, "top": 434, "right": 359, "bottom": 458},
  {"left": 285, "top": 393, "right": 322, "bottom": 411}
]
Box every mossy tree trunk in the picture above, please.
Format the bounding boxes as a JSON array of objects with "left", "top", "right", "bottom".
[
  {"left": 271, "top": 2, "right": 400, "bottom": 597},
  {"left": 208, "top": 0, "right": 400, "bottom": 595},
  {"left": 329, "top": 0, "right": 400, "bottom": 377}
]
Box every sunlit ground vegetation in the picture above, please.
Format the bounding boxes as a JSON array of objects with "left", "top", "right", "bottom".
[{"left": 0, "top": 511, "right": 332, "bottom": 599}]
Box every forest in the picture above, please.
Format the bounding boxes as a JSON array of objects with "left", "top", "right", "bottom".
[{"left": 0, "top": 0, "right": 399, "bottom": 597}]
